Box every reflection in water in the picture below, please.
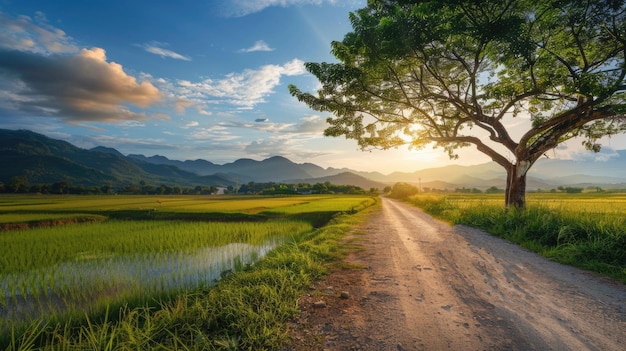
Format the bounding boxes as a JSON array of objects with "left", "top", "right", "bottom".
[{"left": 1, "top": 241, "right": 278, "bottom": 324}]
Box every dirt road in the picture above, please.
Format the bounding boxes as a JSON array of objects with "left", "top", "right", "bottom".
[{"left": 285, "top": 197, "right": 626, "bottom": 350}]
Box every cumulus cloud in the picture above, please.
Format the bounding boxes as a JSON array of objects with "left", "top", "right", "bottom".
[
  {"left": 219, "top": 115, "right": 327, "bottom": 135},
  {"left": 0, "top": 11, "right": 78, "bottom": 53},
  {"left": 188, "top": 125, "right": 240, "bottom": 141},
  {"left": 139, "top": 42, "right": 191, "bottom": 61},
  {"left": 221, "top": 120, "right": 292, "bottom": 133},
  {"left": 244, "top": 137, "right": 328, "bottom": 159},
  {"left": 551, "top": 143, "right": 622, "bottom": 162},
  {"left": 182, "top": 121, "right": 199, "bottom": 128},
  {"left": 292, "top": 115, "right": 327, "bottom": 133},
  {"left": 218, "top": 0, "right": 339, "bottom": 17},
  {"left": 82, "top": 134, "right": 175, "bottom": 152},
  {"left": 168, "top": 58, "right": 306, "bottom": 110},
  {"left": 0, "top": 47, "right": 163, "bottom": 123},
  {"left": 239, "top": 40, "right": 274, "bottom": 53}
]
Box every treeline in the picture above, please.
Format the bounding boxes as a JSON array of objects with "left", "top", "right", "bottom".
[
  {"left": 0, "top": 176, "right": 377, "bottom": 195},
  {"left": 386, "top": 183, "right": 506, "bottom": 198},
  {"left": 238, "top": 181, "right": 377, "bottom": 195},
  {"left": 0, "top": 177, "right": 219, "bottom": 195},
  {"left": 386, "top": 182, "right": 621, "bottom": 199}
]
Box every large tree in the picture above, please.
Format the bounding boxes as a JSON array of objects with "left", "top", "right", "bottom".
[{"left": 289, "top": 0, "right": 626, "bottom": 208}]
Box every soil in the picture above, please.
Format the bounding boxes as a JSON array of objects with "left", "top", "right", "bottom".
[{"left": 283, "top": 197, "right": 626, "bottom": 350}]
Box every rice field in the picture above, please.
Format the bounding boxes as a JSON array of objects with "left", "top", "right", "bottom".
[
  {"left": 434, "top": 192, "right": 626, "bottom": 214},
  {"left": 404, "top": 192, "right": 626, "bottom": 282},
  {"left": 0, "top": 194, "right": 375, "bottom": 335},
  {"left": 0, "top": 195, "right": 342, "bottom": 215}
]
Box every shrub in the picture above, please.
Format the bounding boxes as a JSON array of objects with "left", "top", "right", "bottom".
[{"left": 388, "top": 182, "right": 419, "bottom": 199}]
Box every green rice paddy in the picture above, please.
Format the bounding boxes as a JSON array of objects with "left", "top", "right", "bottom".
[{"left": 0, "top": 194, "right": 376, "bottom": 340}]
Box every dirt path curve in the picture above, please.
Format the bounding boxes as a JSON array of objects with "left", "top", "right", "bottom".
[{"left": 284, "top": 197, "right": 626, "bottom": 350}]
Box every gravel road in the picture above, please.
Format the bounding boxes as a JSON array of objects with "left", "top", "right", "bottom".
[{"left": 285, "top": 197, "right": 626, "bottom": 350}]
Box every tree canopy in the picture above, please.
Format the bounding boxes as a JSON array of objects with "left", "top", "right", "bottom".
[{"left": 289, "top": 0, "right": 626, "bottom": 208}]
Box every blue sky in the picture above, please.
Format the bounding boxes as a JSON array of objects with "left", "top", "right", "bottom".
[{"left": 1, "top": 0, "right": 624, "bottom": 173}]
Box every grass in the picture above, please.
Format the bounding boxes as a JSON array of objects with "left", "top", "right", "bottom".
[
  {"left": 403, "top": 193, "right": 626, "bottom": 283},
  {"left": 0, "top": 194, "right": 378, "bottom": 350}
]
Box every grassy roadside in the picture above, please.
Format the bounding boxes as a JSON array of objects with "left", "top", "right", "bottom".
[
  {"left": 5, "top": 197, "right": 380, "bottom": 351},
  {"left": 401, "top": 194, "right": 626, "bottom": 284}
]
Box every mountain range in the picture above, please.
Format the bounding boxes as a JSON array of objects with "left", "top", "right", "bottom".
[{"left": 2, "top": 128, "right": 626, "bottom": 191}]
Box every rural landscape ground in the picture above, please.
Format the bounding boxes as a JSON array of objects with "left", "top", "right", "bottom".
[{"left": 284, "top": 197, "right": 626, "bottom": 350}]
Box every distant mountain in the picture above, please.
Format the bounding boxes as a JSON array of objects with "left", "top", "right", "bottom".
[
  {"left": 0, "top": 129, "right": 235, "bottom": 188},
  {"left": 531, "top": 153, "right": 626, "bottom": 179},
  {"left": 299, "top": 162, "right": 331, "bottom": 178},
  {"left": 384, "top": 163, "right": 504, "bottom": 184},
  {"left": 127, "top": 154, "right": 314, "bottom": 182},
  {"left": 377, "top": 158, "right": 626, "bottom": 190},
  {"left": 128, "top": 154, "right": 221, "bottom": 175},
  {"left": 220, "top": 156, "right": 312, "bottom": 182},
  {"left": 90, "top": 146, "right": 125, "bottom": 158},
  {"left": 2, "top": 128, "right": 626, "bottom": 191},
  {"left": 133, "top": 154, "right": 340, "bottom": 182},
  {"left": 285, "top": 172, "right": 387, "bottom": 190}
]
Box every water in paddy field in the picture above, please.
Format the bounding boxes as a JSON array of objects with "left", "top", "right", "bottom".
[{"left": 0, "top": 240, "right": 279, "bottom": 325}]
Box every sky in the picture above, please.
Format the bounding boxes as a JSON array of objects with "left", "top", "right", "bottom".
[{"left": 1, "top": 0, "right": 625, "bottom": 174}]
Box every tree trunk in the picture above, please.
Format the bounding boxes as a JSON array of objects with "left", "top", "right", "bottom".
[{"left": 505, "top": 161, "right": 530, "bottom": 209}]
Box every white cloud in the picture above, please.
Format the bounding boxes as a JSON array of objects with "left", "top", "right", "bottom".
[
  {"left": 292, "top": 115, "right": 327, "bottom": 133},
  {"left": 188, "top": 125, "right": 240, "bottom": 141},
  {"left": 182, "top": 121, "right": 199, "bottom": 128},
  {"left": 223, "top": 120, "right": 293, "bottom": 133},
  {"left": 239, "top": 40, "right": 274, "bottom": 53},
  {"left": 163, "top": 59, "right": 306, "bottom": 110},
  {"left": 244, "top": 137, "right": 328, "bottom": 160},
  {"left": 139, "top": 42, "right": 191, "bottom": 61},
  {"left": 0, "top": 11, "right": 78, "bottom": 53},
  {"left": 219, "top": 0, "right": 339, "bottom": 17},
  {"left": 218, "top": 115, "right": 327, "bottom": 136},
  {"left": 549, "top": 140, "right": 623, "bottom": 162},
  {"left": 71, "top": 134, "right": 173, "bottom": 152}
]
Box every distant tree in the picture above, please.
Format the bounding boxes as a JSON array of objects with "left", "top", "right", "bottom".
[
  {"left": 313, "top": 182, "right": 329, "bottom": 194},
  {"left": 171, "top": 186, "right": 182, "bottom": 195},
  {"left": 51, "top": 181, "right": 69, "bottom": 194},
  {"left": 290, "top": 0, "right": 626, "bottom": 209},
  {"left": 564, "top": 186, "right": 584, "bottom": 193},
  {"left": 486, "top": 186, "right": 505, "bottom": 194},
  {"left": 9, "top": 176, "right": 29, "bottom": 193},
  {"left": 158, "top": 184, "right": 171, "bottom": 195},
  {"left": 101, "top": 184, "right": 111, "bottom": 194},
  {"left": 125, "top": 184, "right": 141, "bottom": 194},
  {"left": 389, "top": 182, "right": 420, "bottom": 199},
  {"left": 88, "top": 186, "right": 103, "bottom": 195}
]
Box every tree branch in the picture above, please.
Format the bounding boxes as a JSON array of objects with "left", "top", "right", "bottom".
[{"left": 430, "top": 135, "right": 511, "bottom": 168}]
